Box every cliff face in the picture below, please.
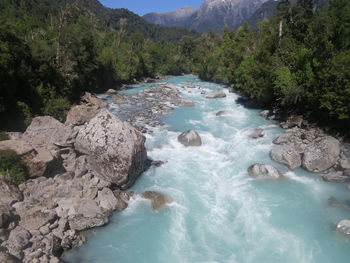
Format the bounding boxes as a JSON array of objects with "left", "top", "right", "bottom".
[{"left": 144, "top": 0, "right": 270, "bottom": 32}]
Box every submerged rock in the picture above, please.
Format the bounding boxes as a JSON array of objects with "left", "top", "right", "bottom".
[
  {"left": 336, "top": 220, "right": 350, "bottom": 236},
  {"left": 106, "top": 89, "right": 117, "bottom": 95},
  {"left": 177, "top": 130, "right": 202, "bottom": 147},
  {"left": 270, "top": 144, "right": 302, "bottom": 170},
  {"left": 322, "top": 171, "right": 350, "bottom": 182},
  {"left": 216, "top": 111, "right": 228, "bottom": 116},
  {"left": 249, "top": 128, "right": 265, "bottom": 139},
  {"left": 205, "top": 90, "right": 226, "bottom": 99},
  {"left": 247, "top": 164, "right": 282, "bottom": 179},
  {"left": 180, "top": 99, "right": 195, "bottom": 107},
  {"left": 141, "top": 191, "right": 172, "bottom": 210},
  {"left": 75, "top": 109, "right": 147, "bottom": 189}
]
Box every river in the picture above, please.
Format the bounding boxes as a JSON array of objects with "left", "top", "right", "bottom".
[{"left": 63, "top": 75, "right": 350, "bottom": 263}]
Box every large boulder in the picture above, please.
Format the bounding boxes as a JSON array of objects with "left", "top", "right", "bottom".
[
  {"left": 322, "top": 171, "right": 350, "bottom": 182},
  {"left": 0, "top": 176, "right": 23, "bottom": 206},
  {"left": 65, "top": 105, "right": 100, "bottom": 126},
  {"left": 247, "top": 164, "right": 282, "bottom": 180},
  {"left": 75, "top": 109, "right": 147, "bottom": 189},
  {"left": 177, "top": 130, "right": 202, "bottom": 147},
  {"left": 303, "top": 136, "right": 340, "bottom": 173},
  {"left": 0, "top": 140, "right": 34, "bottom": 156},
  {"left": 141, "top": 191, "right": 173, "bottom": 211},
  {"left": 205, "top": 90, "right": 227, "bottom": 99},
  {"left": 22, "top": 116, "right": 76, "bottom": 147},
  {"left": 270, "top": 144, "right": 302, "bottom": 170}
]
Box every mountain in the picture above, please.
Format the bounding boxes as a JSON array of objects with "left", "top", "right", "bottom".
[
  {"left": 144, "top": 0, "right": 271, "bottom": 32},
  {"left": 144, "top": 0, "right": 329, "bottom": 32}
]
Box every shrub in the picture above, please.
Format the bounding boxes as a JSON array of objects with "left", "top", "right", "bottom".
[{"left": 0, "top": 150, "right": 27, "bottom": 185}]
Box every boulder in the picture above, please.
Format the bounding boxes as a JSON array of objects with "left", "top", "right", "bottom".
[
  {"left": 96, "top": 188, "right": 118, "bottom": 212},
  {"left": 7, "top": 226, "right": 31, "bottom": 250},
  {"left": 336, "top": 220, "right": 350, "bottom": 236},
  {"left": 322, "top": 171, "right": 350, "bottom": 182},
  {"left": 22, "top": 116, "right": 77, "bottom": 148},
  {"left": 141, "top": 191, "right": 173, "bottom": 210},
  {"left": 61, "top": 230, "right": 85, "bottom": 250},
  {"left": 0, "top": 250, "right": 21, "bottom": 263},
  {"left": 75, "top": 109, "right": 147, "bottom": 189},
  {"left": 249, "top": 128, "right": 264, "bottom": 139},
  {"left": 339, "top": 159, "right": 350, "bottom": 170},
  {"left": 177, "top": 130, "right": 202, "bottom": 147},
  {"left": 106, "top": 89, "right": 117, "bottom": 95},
  {"left": 280, "top": 116, "right": 303, "bottom": 129},
  {"left": 260, "top": 110, "right": 270, "bottom": 119},
  {"left": 65, "top": 105, "right": 100, "bottom": 126},
  {"left": 270, "top": 145, "right": 302, "bottom": 170},
  {"left": 80, "top": 92, "right": 107, "bottom": 108},
  {"left": 303, "top": 136, "right": 340, "bottom": 173},
  {"left": 205, "top": 90, "right": 226, "bottom": 99},
  {"left": 247, "top": 164, "right": 282, "bottom": 179},
  {"left": 0, "top": 176, "right": 22, "bottom": 206},
  {"left": 0, "top": 205, "right": 16, "bottom": 229},
  {"left": 0, "top": 140, "right": 34, "bottom": 156}
]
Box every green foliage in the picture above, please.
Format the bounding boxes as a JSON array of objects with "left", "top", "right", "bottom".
[{"left": 0, "top": 150, "right": 27, "bottom": 185}]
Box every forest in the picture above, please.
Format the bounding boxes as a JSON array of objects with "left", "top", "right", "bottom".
[{"left": 0, "top": 0, "right": 349, "bottom": 132}]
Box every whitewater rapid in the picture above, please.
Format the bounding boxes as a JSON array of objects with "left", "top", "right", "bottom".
[{"left": 63, "top": 75, "right": 350, "bottom": 263}]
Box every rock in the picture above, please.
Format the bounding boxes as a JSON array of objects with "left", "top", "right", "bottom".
[
  {"left": 0, "top": 250, "right": 21, "bottom": 263},
  {"left": 273, "top": 132, "right": 296, "bottom": 145},
  {"left": 112, "top": 94, "right": 128, "bottom": 104},
  {"left": 22, "top": 147, "right": 63, "bottom": 178},
  {"left": 322, "top": 171, "right": 350, "bottom": 182},
  {"left": 75, "top": 109, "right": 147, "bottom": 189},
  {"left": 180, "top": 99, "right": 195, "bottom": 107},
  {"left": 247, "top": 164, "right": 283, "bottom": 179},
  {"left": 260, "top": 110, "right": 270, "bottom": 119},
  {"left": 303, "top": 136, "right": 340, "bottom": 173},
  {"left": 339, "top": 159, "right": 350, "bottom": 170},
  {"left": 280, "top": 116, "right": 303, "bottom": 129},
  {"left": 65, "top": 105, "right": 100, "bottom": 126},
  {"left": 216, "top": 111, "right": 228, "bottom": 116},
  {"left": 13, "top": 204, "right": 57, "bottom": 231},
  {"left": 141, "top": 191, "right": 173, "bottom": 210},
  {"left": 7, "top": 226, "right": 31, "bottom": 250},
  {"left": 205, "top": 89, "right": 226, "bottom": 99},
  {"left": 80, "top": 92, "right": 107, "bottom": 108},
  {"left": 0, "top": 140, "right": 34, "bottom": 156},
  {"left": 249, "top": 128, "right": 264, "bottom": 139},
  {"left": 336, "top": 220, "right": 350, "bottom": 236},
  {"left": 22, "top": 116, "right": 77, "bottom": 148},
  {"left": 151, "top": 160, "right": 167, "bottom": 167},
  {"left": 0, "top": 177, "right": 22, "bottom": 206},
  {"left": 68, "top": 214, "right": 109, "bottom": 232},
  {"left": 270, "top": 145, "right": 302, "bottom": 170},
  {"left": 106, "top": 89, "right": 117, "bottom": 95},
  {"left": 228, "top": 86, "right": 235, "bottom": 93},
  {"left": 0, "top": 205, "right": 15, "bottom": 229},
  {"left": 61, "top": 230, "right": 85, "bottom": 250},
  {"left": 96, "top": 188, "right": 118, "bottom": 212},
  {"left": 177, "top": 130, "right": 202, "bottom": 147}
]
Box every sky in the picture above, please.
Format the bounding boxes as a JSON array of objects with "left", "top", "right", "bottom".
[{"left": 99, "top": 0, "right": 203, "bottom": 16}]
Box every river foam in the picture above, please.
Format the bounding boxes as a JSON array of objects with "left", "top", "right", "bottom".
[{"left": 63, "top": 75, "right": 350, "bottom": 263}]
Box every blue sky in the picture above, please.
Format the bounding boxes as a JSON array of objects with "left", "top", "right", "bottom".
[{"left": 99, "top": 0, "right": 203, "bottom": 16}]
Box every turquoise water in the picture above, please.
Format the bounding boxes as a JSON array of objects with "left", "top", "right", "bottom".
[{"left": 63, "top": 75, "right": 350, "bottom": 263}]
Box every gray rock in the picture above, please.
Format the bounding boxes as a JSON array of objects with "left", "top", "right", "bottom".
[
  {"left": 247, "top": 164, "right": 282, "bottom": 180},
  {"left": 61, "top": 230, "right": 85, "bottom": 250},
  {"left": 280, "top": 116, "right": 303, "bottom": 129},
  {"left": 339, "top": 159, "right": 350, "bottom": 170},
  {"left": 8, "top": 226, "right": 31, "bottom": 250},
  {"left": 75, "top": 109, "right": 147, "bottom": 189},
  {"left": 303, "top": 136, "right": 340, "bottom": 172},
  {"left": 96, "top": 188, "right": 118, "bottom": 212},
  {"left": 0, "top": 250, "right": 21, "bottom": 263},
  {"left": 336, "top": 220, "right": 350, "bottom": 236},
  {"left": 205, "top": 90, "right": 226, "bottom": 99},
  {"left": 216, "top": 111, "right": 228, "bottom": 116},
  {"left": 112, "top": 94, "right": 128, "bottom": 104},
  {"left": 271, "top": 145, "right": 302, "bottom": 170},
  {"left": 0, "top": 140, "right": 34, "bottom": 156},
  {"left": 80, "top": 92, "right": 107, "bottom": 109},
  {"left": 106, "top": 89, "right": 117, "bottom": 95},
  {"left": 177, "top": 130, "right": 202, "bottom": 147},
  {"left": 68, "top": 214, "right": 109, "bottom": 232},
  {"left": 65, "top": 105, "right": 100, "bottom": 126},
  {"left": 0, "top": 205, "right": 15, "bottom": 229},
  {"left": 260, "top": 110, "right": 270, "bottom": 119},
  {"left": 141, "top": 191, "right": 173, "bottom": 210},
  {"left": 180, "top": 99, "right": 195, "bottom": 107},
  {"left": 249, "top": 128, "right": 264, "bottom": 139},
  {"left": 0, "top": 177, "right": 22, "bottom": 206},
  {"left": 322, "top": 171, "right": 350, "bottom": 182}
]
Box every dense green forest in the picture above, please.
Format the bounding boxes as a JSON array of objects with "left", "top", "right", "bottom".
[{"left": 0, "top": 0, "right": 349, "bottom": 133}]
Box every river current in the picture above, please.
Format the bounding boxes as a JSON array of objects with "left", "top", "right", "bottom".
[{"left": 63, "top": 75, "right": 350, "bottom": 263}]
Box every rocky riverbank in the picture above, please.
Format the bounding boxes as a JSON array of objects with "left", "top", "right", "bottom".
[{"left": 0, "top": 93, "right": 149, "bottom": 262}]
